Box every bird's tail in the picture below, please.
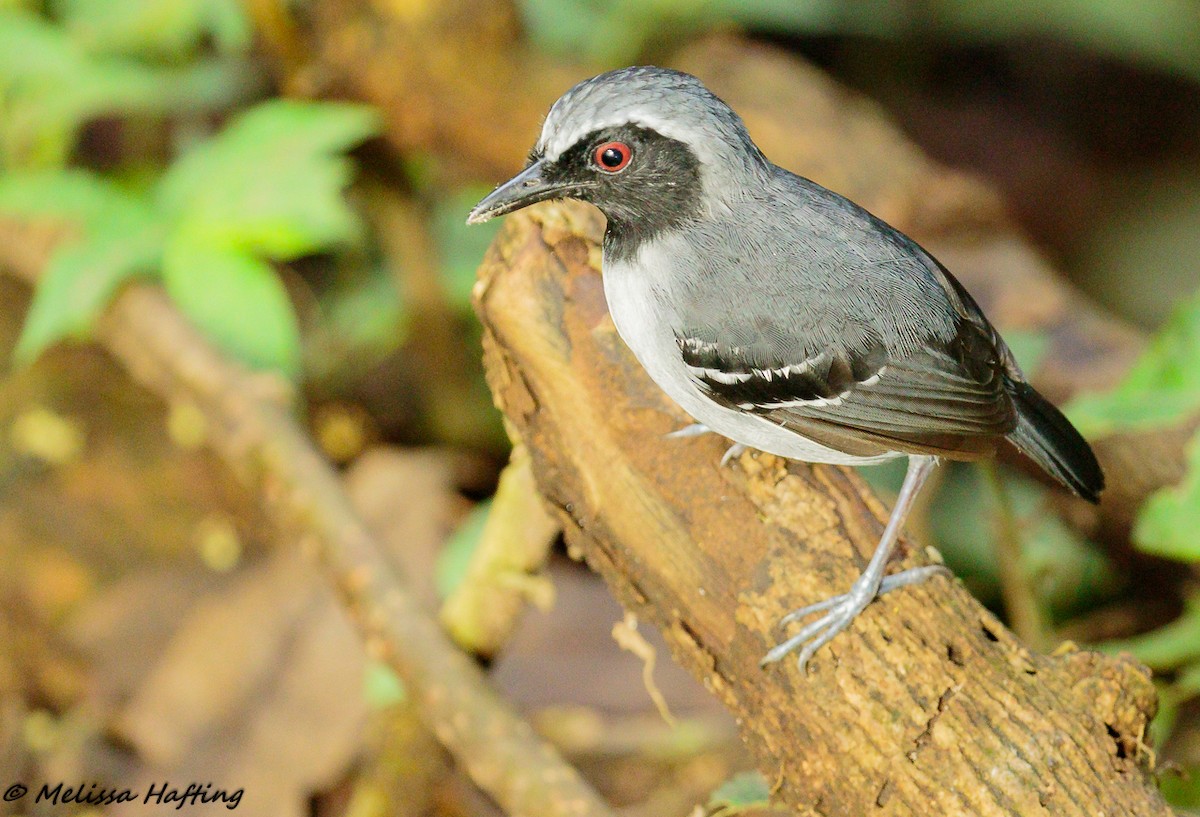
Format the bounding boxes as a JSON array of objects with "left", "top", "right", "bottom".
[{"left": 1006, "top": 380, "right": 1104, "bottom": 503}]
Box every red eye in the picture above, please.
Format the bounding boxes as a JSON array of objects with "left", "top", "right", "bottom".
[{"left": 593, "top": 141, "right": 632, "bottom": 172}]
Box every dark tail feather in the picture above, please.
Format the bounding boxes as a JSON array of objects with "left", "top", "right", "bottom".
[{"left": 1006, "top": 380, "right": 1104, "bottom": 503}]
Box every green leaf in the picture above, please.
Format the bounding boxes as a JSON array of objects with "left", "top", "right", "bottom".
[
  {"left": 0, "top": 169, "right": 163, "bottom": 361},
  {"left": 162, "top": 234, "right": 302, "bottom": 377},
  {"left": 708, "top": 771, "right": 771, "bottom": 814},
  {"left": 1100, "top": 597, "right": 1200, "bottom": 671},
  {"left": 0, "top": 167, "right": 141, "bottom": 224},
  {"left": 435, "top": 500, "right": 492, "bottom": 600},
  {"left": 15, "top": 213, "right": 161, "bottom": 362},
  {"left": 1067, "top": 286, "right": 1200, "bottom": 436},
  {"left": 150, "top": 100, "right": 378, "bottom": 378},
  {"left": 1132, "top": 429, "right": 1200, "bottom": 561},
  {"left": 158, "top": 100, "right": 380, "bottom": 260},
  {"left": 1159, "top": 770, "right": 1200, "bottom": 810}
]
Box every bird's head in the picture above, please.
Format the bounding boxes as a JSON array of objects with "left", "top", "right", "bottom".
[{"left": 467, "top": 67, "right": 766, "bottom": 254}]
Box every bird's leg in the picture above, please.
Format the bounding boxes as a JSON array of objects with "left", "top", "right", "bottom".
[
  {"left": 664, "top": 423, "right": 747, "bottom": 465},
  {"left": 761, "top": 455, "right": 947, "bottom": 672}
]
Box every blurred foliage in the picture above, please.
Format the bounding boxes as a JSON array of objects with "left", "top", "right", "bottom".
[
  {"left": 1069, "top": 287, "right": 1200, "bottom": 437},
  {"left": 519, "top": 0, "right": 1200, "bottom": 82},
  {"left": 157, "top": 101, "right": 378, "bottom": 376},
  {"left": 51, "top": 0, "right": 249, "bottom": 57},
  {"left": 0, "top": 1, "right": 382, "bottom": 378},
  {"left": 861, "top": 325, "right": 1118, "bottom": 619},
  {"left": 436, "top": 498, "right": 492, "bottom": 600},
  {"left": 0, "top": 170, "right": 161, "bottom": 359},
  {"left": 0, "top": 5, "right": 255, "bottom": 168},
  {"left": 1135, "top": 433, "right": 1200, "bottom": 562},
  {"left": 431, "top": 185, "right": 504, "bottom": 311},
  {"left": 0, "top": 0, "right": 503, "bottom": 438},
  {"left": 304, "top": 256, "right": 410, "bottom": 385},
  {"left": 930, "top": 464, "right": 1116, "bottom": 619},
  {"left": 363, "top": 659, "right": 408, "bottom": 710},
  {"left": 1106, "top": 599, "right": 1200, "bottom": 673},
  {"left": 0, "top": 100, "right": 378, "bottom": 376},
  {"left": 706, "top": 770, "right": 771, "bottom": 816},
  {"left": 1068, "top": 287, "right": 1200, "bottom": 558}
]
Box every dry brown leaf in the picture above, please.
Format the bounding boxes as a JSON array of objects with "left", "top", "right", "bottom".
[
  {"left": 85, "top": 551, "right": 368, "bottom": 817},
  {"left": 342, "top": 446, "right": 465, "bottom": 610}
]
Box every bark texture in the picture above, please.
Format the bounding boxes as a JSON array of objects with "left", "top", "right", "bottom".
[{"left": 475, "top": 201, "right": 1170, "bottom": 816}]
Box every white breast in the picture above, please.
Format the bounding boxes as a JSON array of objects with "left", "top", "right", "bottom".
[{"left": 601, "top": 243, "right": 898, "bottom": 467}]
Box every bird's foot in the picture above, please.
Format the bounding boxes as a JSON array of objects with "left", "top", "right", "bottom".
[
  {"left": 761, "top": 564, "right": 949, "bottom": 672},
  {"left": 720, "top": 442, "right": 747, "bottom": 466},
  {"left": 664, "top": 424, "right": 747, "bottom": 466}
]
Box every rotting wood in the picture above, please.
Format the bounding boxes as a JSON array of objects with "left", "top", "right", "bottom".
[{"left": 475, "top": 199, "right": 1173, "bottom": 816}]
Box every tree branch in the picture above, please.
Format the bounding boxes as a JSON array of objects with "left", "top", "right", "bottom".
[
  {"left": 0, "top": 219, "right": 616, "bottom": 817},
  {"left": 475, "top": 200, "right": 1171, "bottom": 815}
]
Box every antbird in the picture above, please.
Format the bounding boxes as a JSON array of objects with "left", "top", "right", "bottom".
[{"left": 468, "top": 66, "right": 1103, "bottom": 671}]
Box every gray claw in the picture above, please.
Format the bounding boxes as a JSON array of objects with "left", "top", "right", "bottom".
[
  {"left": 664, "top": 423, "right": 711, "bottom": 440},
  {"left": 720, "top": 443, "right": 747, "bottom": 466}
]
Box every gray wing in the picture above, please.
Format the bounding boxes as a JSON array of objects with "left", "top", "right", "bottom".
[
  {"left": 672, "top": 188, "right": 1018, "bottom": 459},
  {"left": 678, "top": 320, "right": 1014, "bottom": 459}
]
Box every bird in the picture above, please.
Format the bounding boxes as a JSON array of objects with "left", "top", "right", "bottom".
[{"left": 467, "top": 66, "right": 1104, "bottom": 672}]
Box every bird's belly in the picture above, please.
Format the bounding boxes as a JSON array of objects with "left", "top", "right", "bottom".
[{"left": 602, "top": 257, "right": 896, "bottom": 467}]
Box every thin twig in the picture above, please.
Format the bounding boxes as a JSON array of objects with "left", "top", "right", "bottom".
[
  {"left": 982, "top": 461, "right": 1047, "bottom": 650},
  {"left": 440, "top": 441, "right": 560, "bottom": 656}
]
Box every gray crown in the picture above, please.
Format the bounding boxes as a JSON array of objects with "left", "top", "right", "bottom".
[{"left": 536, "top": 66, "right": 763, "bottom": 173}]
